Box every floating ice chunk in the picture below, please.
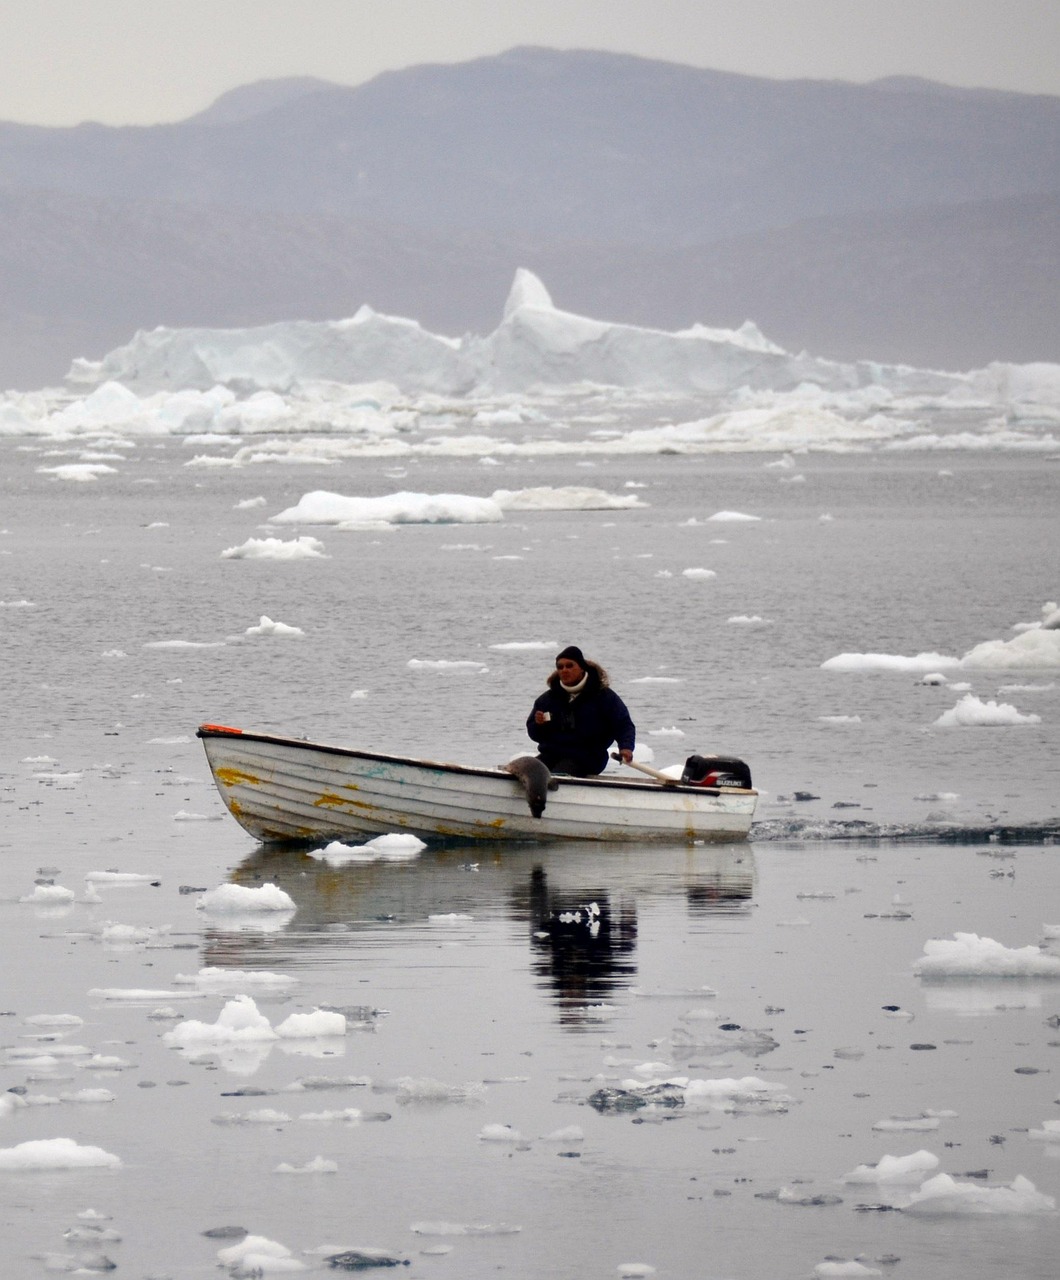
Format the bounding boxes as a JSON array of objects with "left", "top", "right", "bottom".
[
  {"left": 428, "top": 913, "right": 473, "bottom": 923},
  {"left": 818, "top": 715, "right": 861, "bottom": 724},
  {"left": 100, "top": 922, "right": 161, "bottom": 945},
  {"left": 221, "top": 535, "right": 327, "bottom": 560},
  {"left": 144, "top": 638, "right": 227, "bottom": 649},
  {"left": 933, "top": 693, "right": 1041, "bottom": 727},
  {"left": 821, "top": 651, "right": 960, "bottom": 673},
  {"left": 647, "top": 726, "right": 684, "bottom": 737},
  {"left": 273, "top": 489, "right": 503, "bottom": 526},
  {"left": 841, "top": 1149, "right": 939, "bottom": 1184},
  {"left": 235, "top": 496, "right": 267, "bottom": 509},
  {"left": 216, "top": 1234, "right": 306, "bottom": 1273},
  {"left": 478, "top": 1123, "right": 524, "bottom": 1143},
  {"left": 163, "top": 995, "right": 279, "bottom": 1047},
  {"left": 174, "top": 967, "right": 296, "bottom": 991},
  {"left": 298, "top": 1108, "right": 362, "bottom": 1122},
  {"left": 275, "top": 1010, "right": 346, "bottom": 1039},
  {"left": 488, "top": 640, "right": 559, "bottom": 650},
  {"left": 917, "top": 671, "right": 949, "bottom": 685},
  {"left": 394, "top": 1077, "right": 486, "bottom": 1104},
  {"left": 273, "top": 1156, "right": 338, "bottom": 1174},
  {"left": 914, "top": 932, "right": 1060, "bottom": 978},
  {"left": 1028, "top": 1120, "right": 1060, "bottom": 1142},
  {"left": 88, "top": 987, "right": 202, "bottom": 1001},
  {"left": 84, "top": 871, "right": 159, "bottom": 885},
  {"left": 0, "top": 1094, "right": 26, "bottom": 1119},
  {"left": 541, "top": 1125, "right": 584, "bottom": 1143},
  {"left": 903, "top": 1172, "right": 1056, "bottom": 1216},
  {"left": 961, "top": 627, "right": 1060, "bottom": 669},
  {"left": 25, "top": 1013, "right": 84, "bottom": 1027},
  {"left": 58, "top": 1089, "right": 116, "bottom": 1104},
  {"left": 872, "top": 1116, "right": 940, "bottom": 1132},
  {"left": 197, "top": 883, "right": 296, "bottom": 914},
  {"left": 243, "top": 615, "right": 305, "bottom": 638},
  {"left": 213, "top": 1109, "right": 291, "bottom": 1125},
  {"left": 728, "top": 615, "right": 773, "bottom": 625},
  {"left": 617, "top": 1266, "right": 657, "bottom": 1278},
  {"left": 708, "top": 510, "right": 760, "bottom": 521},
  {"left": 681, "top": 567, "right": 716, "bottom": 579},
  {"left": 0, "top": 1137, "right": 121, "bottom": 1170},
  {"left": 490, "top": 485, "right": 645, "bottom": 511},
  {"left": 19, "top": 884, "right": 75, "bottom": 904},
  {"left": 38, "top": 463, "right": 117, "bottom": 482}
]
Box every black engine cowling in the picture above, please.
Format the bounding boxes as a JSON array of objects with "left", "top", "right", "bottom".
[{"left": 680, "top": 754, "right": 753, "bottom": 789}]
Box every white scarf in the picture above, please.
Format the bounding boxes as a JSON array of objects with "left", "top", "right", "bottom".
[{"left": 561, "top": 671, "right": 589, "bottom": 699}]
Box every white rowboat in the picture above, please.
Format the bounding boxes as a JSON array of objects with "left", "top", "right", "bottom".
[{"left": 197, "top": 724, "right": 757, "bottom": 845}]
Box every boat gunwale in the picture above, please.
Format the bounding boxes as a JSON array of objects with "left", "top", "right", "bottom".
[{"left": 196, "top": 724, "right": 757, "bottom": 800}]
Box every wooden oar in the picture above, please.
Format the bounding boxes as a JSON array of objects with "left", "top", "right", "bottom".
[{"left": 610, "top": 752, "right": 680, "bottom": 785}]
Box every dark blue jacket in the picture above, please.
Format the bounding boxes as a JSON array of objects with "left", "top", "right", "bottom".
[{"left": 526, "top": 664, "right": 636, "bottom": 776}]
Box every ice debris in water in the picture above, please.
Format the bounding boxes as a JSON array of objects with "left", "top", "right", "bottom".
[
  {"left": 913, "top": 932, "right": 1060, "bottom": 978},
  {"left": 216, "top": 1233, "right": 306, "bottom": 1274},
  {"left": 197, "top": 883, "right": 297, "bottom": 914},
  {"left": 933, "top": 693, "right": 1041, "bottom": 727},
  {"left": 903, "top": 1172, "right": 1056, "bottom": 1216},
  {"left": 841, "top": 1150, "right": 940, "bottom": 1184},
  {"left": 0, "top": 1137, "right": 121, "bottom": 1170},
  {"left": 1028, "top": 1120, "right": 1060, "bottom": 1142},
  {"left": 393, "top": 1077, "right": 486, "bottom": 1104},
  {"left": 308, "top": 833, "right": 426, "bottom": 865},
  {"left": 220, "top": 535, "right": 327, "bottom": 560},
  {"left": 589, "top": 1075, "right": 789, "bottom": 1113},
  {"left": 243, "top": 615, "right": 305, "bottom": 638},
  {"left": 164, "top": 996, "right": 345, "bottom": 1048},
  {"left": 478, "top": 1123, "right": 524, "bottom": 1143},
  {"left": 173, "top": 967, "right": 297, "bottom": 991},
  {"left": 814, "top": 1263, "right": 882, "bottom": 1278},
  {"left": 410, "top": 1222, "right": 521, "bottom": 1236},
  {"left": 872, "top": 1115, "right": 941, "bottom": 1132},
  {"left": 19, "top": 883, "right": 75, "bottom": 903}
]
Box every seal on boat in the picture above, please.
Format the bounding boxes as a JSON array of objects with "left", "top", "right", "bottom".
[{"left": 502, "top": 755, "right": 559, "bottom": 818}]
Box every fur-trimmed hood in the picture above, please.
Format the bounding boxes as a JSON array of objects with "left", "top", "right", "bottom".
[{"left": 546, "top": 659, "right": 610, "bottom": 694}]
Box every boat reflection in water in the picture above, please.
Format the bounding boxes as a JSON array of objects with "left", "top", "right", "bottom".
[{"left": 201, "top": 840, "right": 756, "bottom": 1025}]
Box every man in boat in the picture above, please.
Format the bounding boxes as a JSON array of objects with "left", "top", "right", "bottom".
[{"left": 526, "top": 645, "right": 636, "bottom": 777}]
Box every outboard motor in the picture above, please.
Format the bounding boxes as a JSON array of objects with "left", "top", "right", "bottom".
[{"left": 680, "top": 754, "right": 753, "bottom": 790}]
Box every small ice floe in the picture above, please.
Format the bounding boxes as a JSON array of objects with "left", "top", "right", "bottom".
[
  {"left": 489, "top": 640, "right": 559, "bottom": 650},
  {"left": 197, "top": 883, "right": 297, "bottom": 915},
  {"left": 143, "top": 638, "right": 227, "bottom": 650},
  {"left": 913, "top": 932, "right": 1060, "bottom": 978},
  {"left": 681, "top": 567, "right": 716, "bottom": 579},
  {"left": 776, "top": 1187, "right": 843, "bottom": 1206},
  {"left": 933, "top": 693, "right": 1041, "bottom": 727},
  {"left": 729, "top": 614, "right": 773, "bottom": 625},
  {"left": 164, "top": 995, "right": 280, "bottom": 1049},
  {"left": 307, "top": 833, "right": 426, "bottom": 865},
  {"left": 19, "top": 883, "right": 75, "bottom": 904},
  {"left": 492, "top": 485, "right": 645, "bottom": 511},
  {"left": 478, "top": 1123, "right": 525, "bottom": 1143},
  {"left": 173, "top": 809, "right": 222, "bottom": 821},
  {"left": 647, "top": 726, "right": 685, "bottom": 737},
  {"left": 541, "top": 1125, "right": 584, "bottom": 1143},
  {"left": 298, "top": 1108, "right": 362, "bottom": 1123},
  {"left": 84, "top": 870, "right": 160, "bottom": 887},
  {"left": 235, "top": 496, "right": 267, "bottom": 509},
  {"left": 213, "top": 1109, "right": 292, "bottom": 1126},
  {"left": 590, "top": 1075, "right": 789, "bottom": 1114},
  {"left": 88, "top": 987, "right": 203, "bottom": 1002},
  {"left": 903, "top": 1172, "right": 1056, "bottom": 1216},
  {"left": 221, "top": 535, "right": 327, "bottom": 560},
  {"left": 100, "top": 922, "right": 165, "bottom": 947},
  {"left": 821, "top": 651, "right": 960, "bottom": 674},
  {"left": 174, "top": 967, "right": 296, "bottom": 992},
  {"left": 872, "top": 1115, "right": 940, "bottom": 1132},
  {"left": 0, "top": 1137, "right": 121, "bottom": 1170},
  {"left": 841, "top": 1149, "right": 940, "bottom": 1185},
  {"left": 25, "top": 1013, "right": 84, "bottom": 1028},
  {"left": 671, "top": 1013, "right": 779, "bottom": 1058},
  {"left": 38, "top": 463, "right": 117, "bottom": 482},
  {"left": 393, "top": 1078, "right": 486, "bottom": 1104},
  {"left": 243, "top": 615, "right": 305, "bottom": 639},
  {"left": 916, "top": 672, "right": 948, "bottom": 685},
  {"left": 57, "top": 1089, "right": 115, "bottom": 1105},
  {"left": 275, "top": 1010, "right": 346, "bottom": 1039},
  {"left": 1028, "top": 1120, "right": 1060, "bottom": 1143},
  {"left": 1, "top": 599, "right": 36, "bottom": 607},
  {"left": 216, "top": 1233, "right": 306, "bottom": 1274},
  {"left": 0, "top": 1094, "right": 26, "bottom": 1119},
  {"left": 708, "top": 510, "right": 760, "bottom": 522},
  {"left": 427, "top": 913, "right": 473, "bottom": 923},
  {"left": 274, "top": 489, "right": 504, "bottom": 527},
  {"left": 881, "top": 1005, "right": 915, "bottom": 1019},
  {"left": 818, "top": 715, "right": 862, "bottom": 724},
  {"left": 617, "top": 1265, "right": 657, "bottom": 1278}
]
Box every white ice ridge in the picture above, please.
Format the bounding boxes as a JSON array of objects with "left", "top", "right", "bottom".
[{"left": 58, "top": 269, "right": 1059, "bottom": 408}]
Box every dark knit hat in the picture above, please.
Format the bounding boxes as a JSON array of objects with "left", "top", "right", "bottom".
[{"left": 556, "top": 645, "right": 587, "bottom": 669}]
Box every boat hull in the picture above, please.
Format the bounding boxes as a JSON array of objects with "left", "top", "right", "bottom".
[{"left": 197, "top": 725, "right": 757, "bottom": 845}]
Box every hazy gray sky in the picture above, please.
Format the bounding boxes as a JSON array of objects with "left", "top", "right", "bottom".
[{"left": 4, "top": 0, "right": 1058, "bottom": 126}]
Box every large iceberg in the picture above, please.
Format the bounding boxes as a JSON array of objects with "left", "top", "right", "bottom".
[{"left": 70, "top": 269, "right": 965, "bottom": 399}]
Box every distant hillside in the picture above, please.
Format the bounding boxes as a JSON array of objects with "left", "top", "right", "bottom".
[{"left": 0, "top": 47, "right": 1057, "bottom": 388}]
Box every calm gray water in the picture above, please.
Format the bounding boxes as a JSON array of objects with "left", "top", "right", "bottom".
[{"left": 2, "top": 437, "right": 1059, "bottom": 1278}]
